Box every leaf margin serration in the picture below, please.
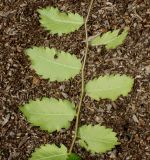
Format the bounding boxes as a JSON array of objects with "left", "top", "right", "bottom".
[
  {"left": 85, "top": 74, "right": 134, "bottom": 101},
  {"left": 29, "top": 143, "right": 68, "bottom": 160},
  {"left": 78, "top": 124, "right": 119, "bottom": 154},
  {"left": 20, "top": 97, "right": 76, "bottom": 133},
  {"left": 38, "top": 7, "right": 84, "bottom": 36},
  {"left": 25, "top": 46, "right": 82, "bottom": 82},
  {"left": 90, "top": 28, "right": 129, "bottom": 49}
]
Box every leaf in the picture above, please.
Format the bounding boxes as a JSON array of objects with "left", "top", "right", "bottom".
[
  {"left": 30, "top": 144, "right": 68, "bottom": 160},
  {"left": 90, "top": 28, "right": 129, "bottom": 49},
  {"left": 20, "top": 98, "right": 76, "bottom": 132},
  {"left": 78, "top": 125, "right": 119, "bottom": 154},
  {"left": 38, "top": 7, "right": 84, "bottom": 35},
  {"left": 85, "top": 74, "right": 134, "bottom": 101},
  {"left": 67, "top": 153, "right": 81, "bottom": 160},
  {"left": 26, "top": 47, "right": 81, "bottom": 82}
]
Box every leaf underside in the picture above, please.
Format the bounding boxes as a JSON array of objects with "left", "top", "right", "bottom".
[
  {"left": 20, "top": 98, "right": 76, "bottom": 132},
  {"left": 30, "top": 144, "right": 68, "bottom": 160},
  {"left": 38, "top": 7, "right": 84, "bottom": 35},
  {"left": 78, "top": 125, "right": 119, "bottom": 154},
  {"left": 26, "top": 47, "right": 81, "bottom": 82},
  {"left": 86, "top": 74, "right": 134, "bottom": 101},
  {"left": 90, "top": 28, "right": 129, "bottom": 49}
]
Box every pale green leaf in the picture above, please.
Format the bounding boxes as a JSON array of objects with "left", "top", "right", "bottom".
[
  {"left": 20, "top": 98, "right": 76, "bottom": 132},
  {"left": 86, "top": 74, "right": 134, "bottom": 101},
  {"left": 90, "top": 28, "right": 129, "bottom": 49},
  {"left": 30, "top": 144, "right": 68, "bottom": 160},
  {"left": 78, "top": 125, "right": 119, "bottom": 154},
  {"left": 26, "top": 47, "right": 81, "bottom": 82},
  {"left": 38, "top": 7, "right": 84, "bottom": 35}
]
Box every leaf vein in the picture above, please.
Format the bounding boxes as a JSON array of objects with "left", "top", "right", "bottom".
[{"left": 35, "top": 54, "right": 80, "bottom": 70}]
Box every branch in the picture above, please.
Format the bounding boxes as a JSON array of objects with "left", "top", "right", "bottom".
[{"left": 69, "top": 0, "right": 95, "bottom": 154}]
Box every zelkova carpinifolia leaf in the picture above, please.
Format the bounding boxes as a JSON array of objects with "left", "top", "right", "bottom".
[
  {"left": 38, "top": 7, "right": 84, "bottom": 35},
  {"left": 26, "top": 47, "right": 81, "bottom": 82},
  {"left": 86, "top": 74, "right": 134, "bottom": 101},
  {"left": 78, "top": 125, "right": 119, "bottom": 154},
  {"left": 20, "top": 98, "right": 76, "bottom": 132},
  {"left": 30, "top": 144, "right": 68, "bottom": 160},
  {"left": 67, "top": 153, "right": 81, "bottom": 160},
  {"left": 90, "top": 28, "right": 129, "bottom": 49}
]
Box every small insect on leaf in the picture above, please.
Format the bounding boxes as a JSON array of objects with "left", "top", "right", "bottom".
[
  {"left": 86, "top": 74, "right": 134, "bottom": 101},
  {"left": 29, "top": 144, "right": 68, "bottom": 160},
  {"left": 38, "top": 7, "right": 84, "bottom": 35},
  {"left": 26, "top": 47, "right": 82, "bottom": 82},
  {"left": 90, "top": 28, "right": 129, "bottom": 49},
  {"left": 20, "top": 98, "right": 76, "bottom": 132},
  {"left": 78, "top": 125, "right": 119, "bottom": 154}
]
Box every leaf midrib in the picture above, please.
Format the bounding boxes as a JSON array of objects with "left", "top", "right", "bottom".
[
  {"left": 29, "top": 113, "right": 73, "bottom": 116},
  {"left": 46, "top": 14, "right": 83, "bottom": 25},
  {"left": 102, "top": 36, "right": 120, "bottom": 44},
  {"left": 35, "top": 54, "right": 80, "bottom": 70},
  {"left": 87, "top": 86, "right": 125, "bottom": 93},
  {"left": 93, "top": 35, "right": 119, "bottom": 45},
  {"left": 81, "top": 136, "right": 116, "bottom": 144}
]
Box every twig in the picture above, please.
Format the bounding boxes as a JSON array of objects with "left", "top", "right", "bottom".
[
  {"left": 69, "top": 0, "right": 95, "bottom": 154},
  {"left": 133, "top": 9, "right": 143, "bottom": 21}
]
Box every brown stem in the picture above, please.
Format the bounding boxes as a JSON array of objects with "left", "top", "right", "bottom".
[{"left": 69, "top": 0, "right": 95, "bottom": 154}]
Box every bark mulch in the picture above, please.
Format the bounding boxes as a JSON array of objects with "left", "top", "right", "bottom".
[{"left": 0, "top": 0, "right": 150, "bottom": 160}]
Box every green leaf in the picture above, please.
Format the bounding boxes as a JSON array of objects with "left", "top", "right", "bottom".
[
  {"left": 20, "top": 98, "right": 76, "bottom": 132},
  {"left": 38, "top": 7, "right": 84, "bottom": 35},
  {"left": 30, "top": 144, "right": 68, "bottom": 160},
  {"left": 78, "top": 125, "right": 119, "bottom": 154},
  {"left": 90, "top": 28, "right": 129, "bottom": 49},
  {"left": 26, "top": 47, "right": 81, "bottom": 82},
  {"left": 67, "top": 153, "right": 81, "bottom": 160},
  {"left": 86, "top": 74, "right": 134, "bottom": 101}
]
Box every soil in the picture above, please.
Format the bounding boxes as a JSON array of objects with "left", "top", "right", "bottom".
[{"left": 0, "top": 0, "right": 150, "bottom": 160}]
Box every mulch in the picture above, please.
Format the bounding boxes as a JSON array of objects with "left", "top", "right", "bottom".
[{"left": 0, "top": 0, "right": 150, "bottom": 159}]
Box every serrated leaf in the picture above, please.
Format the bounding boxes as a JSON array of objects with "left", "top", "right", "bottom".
[
  {"left": 78, "top": 125, "right": 119, "bottom": 154},
  {"left": 20, "top": 98, "right": 76, "bottom": 132},
  {"left": 90, "top": 28, "right": 129, "bottom": 49},
  {"left": 26, "top": 47, "right": 81, "bottom": 82},
  {"left": 38, "top": 7, "right": 84, "bottom": 35},
  {"left": 67, "top": 153, "right": 81, "bottom": 160},
  {"left": 30, "top": 144, "right": 68, "bottom": 160},
  {"left": 86, "top": 74, "right": 134, "bottom": 101}
]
